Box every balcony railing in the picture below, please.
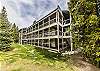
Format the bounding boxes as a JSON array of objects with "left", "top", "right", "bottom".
[
  {"left": 63, "top": 19, "right": 70, "bottom": 25},
  {"left": 59, "top": 18, "right": 62, "bottom": 24},
  {"left": 39, "top": 24, "right": 44, "bottom": 28},
  {"left": 22, "top": 37, "right": 27, "bottom": 39},
  {"left": 32, "top": 35, "right": 35, "bottom": 38},
  {"left": 44, "top": 32, "right": 49, "bottom": 37},
  {"left": 43, "top": 43, "right": 49, "bottom": 47},
  {"left": 43, "top": 30, "right": 57, "bottom": 37},
  {"left": 50, "top": 31, "right": 57, "bottom": 36},
  {"left": 34, "top": 34, "right": 38, "bottom": 38},
  {"left": 35, "top": 27, "right": 38, "bottom": 30},
  {"left": 44, "top": 21, "right": 49, "bottom": 27},
  {"left": 33, "top": 28, "right": 35, "bottom": 31},
  {"left": 59, "top": 31, "right": 62, "bottom": 36},
  {"left": 50, "top": 18, "right": 56, "bottom": 24},
  {"left": 39, "top": 34, "right": 43, "bottom": 37},
  {"left": 63, "top": 31, "right": 70, "bottom": 36},
  {"left": 30, "top": 18, "right": 57, "bottom": 30}
]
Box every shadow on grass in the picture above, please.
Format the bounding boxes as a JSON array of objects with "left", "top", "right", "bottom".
[
  {"left": 34, "top": 47, "right": 69, "bottom": 62},
  {"left": 11, "top": 43, "right": 71, "bottom": 63}
]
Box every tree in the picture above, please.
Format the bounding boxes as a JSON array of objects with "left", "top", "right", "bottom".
[
  {"left": 10, "top": 23, "right": 19, "bottom": 43},
  {"left": 0, "top": 7, "right": 12, "bottom": 51},
  {"left": 68, "top": 0, "right": 100, "bottom": 67}
]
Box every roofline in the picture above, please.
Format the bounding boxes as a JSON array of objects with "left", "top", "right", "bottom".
[
  {"left": 36, "top": 8, "right": 58, "bottom": 23},
  {"left": 19, "top": 27, "right": 27, "bottom": 32},
  {"left": 36, "top": 5, "right": 65, "bottom": 23},
  {"left": 57, "top": 6, "right": 65, "bottom": 18},
  {"left": 20, "top": 5, "right": 68, "bottom": 30}
]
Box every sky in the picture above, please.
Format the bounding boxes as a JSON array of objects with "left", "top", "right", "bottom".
[{"left": 0, "top": 0, "right": 69, "bottom": 29}]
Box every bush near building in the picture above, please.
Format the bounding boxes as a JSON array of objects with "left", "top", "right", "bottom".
[{"left": 68, "top": 0, "right": 100, "bottom": 67}]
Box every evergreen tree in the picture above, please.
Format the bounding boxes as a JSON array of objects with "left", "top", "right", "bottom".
[
  {"left": 69, "top": 0, "right": 100, "bottom": 67},
  {"left": 11, "top": 23, "right": 19, "bottom": 43},
  {"left": 0, "top": 7, "right": 11, "bottom": 51}
]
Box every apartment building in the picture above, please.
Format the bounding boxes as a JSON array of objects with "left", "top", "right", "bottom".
[{"left": 19, "top": 6, "right": 72, "bottom": 52}]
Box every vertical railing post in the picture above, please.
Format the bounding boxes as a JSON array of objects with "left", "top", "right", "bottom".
[
  {"left": 62, "top": 17, "right": 63, "bottom": 50},
  {"left": 70, "top": 14, "right": 73, "bottom": 51},
  {"left": 49, "top": 17, "right": 50, "bottom": 48},
  {"left": 56, "top": 11, "right": 58, "bottom": 23},
  {"left": 21, "top": 29, "right": 23, "bottom": 45},
  {"left": 19, "top": 32, "right": 20, "bottom": 44},
  {"left": 42, "top": 21, "right": 44, "bottom": 48},
  {"left": 38, "top": 23, "right": 39, "bottom": 46},
  {"left": 57, "top": 11, "right": 59, "bottom": 52}
]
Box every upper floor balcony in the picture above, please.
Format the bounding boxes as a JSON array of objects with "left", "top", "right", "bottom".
[
  {"left": 20, "top": 9, "right": 70, "bottom": 36},
  {"left": 63, "top": 19, "right": 70, "bottom": 25}
]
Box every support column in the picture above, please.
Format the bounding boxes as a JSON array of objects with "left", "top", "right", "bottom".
[
  {"left": 19, "top": 32, "right": 21, "bottom": 44},
  {"left": 31, "top": 34, "right": 32, "bottom": 45},
  {"left": 21, "top": 29, "right": 23, "bottom": 45},
  {"left": 57, "top": 11, "right": 59, "bottom": 52},
  {"left": 38, "top": 23, "right": 39, "bottom": 46},
  {"left": 70, "top": 14, "right": 73, "bottom": 51},
  {"left": 34, "top": 24, "right": 36, "bottom": 46},
  {"left": 42, "top": 21, "right": 44, "bottom": 48},
  {"left": 56, "top": 11, "right": 58, "bottom": 22},
  {"left": 49, "top": 17, "right": 50, "bottom": 48},
  {"left": 43, "top": 21, "right": 44, "bottom": 37},
  {"left": 62, "top": 17, "right": 64, "bottom": 50}
]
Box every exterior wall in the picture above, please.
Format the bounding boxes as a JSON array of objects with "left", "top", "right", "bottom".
[{"left": 19, "top": 8, "right": 72, "bottom": 52}]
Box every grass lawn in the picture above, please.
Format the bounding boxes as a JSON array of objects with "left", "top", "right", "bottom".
[{"left": 0, "top": 43, "right": 76, "bottom": 71}]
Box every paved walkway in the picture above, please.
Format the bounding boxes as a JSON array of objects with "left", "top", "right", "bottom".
[{"left": 71, "top": 55, "right": 100, "bottom": 71}]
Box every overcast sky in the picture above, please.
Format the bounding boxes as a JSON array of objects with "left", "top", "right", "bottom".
[{"left": 0, "top": 0, "right": 69, "bottom": 29}]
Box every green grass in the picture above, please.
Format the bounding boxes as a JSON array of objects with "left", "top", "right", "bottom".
[{"left": 0, "top": 43, "right": 76, "bottom": 71}]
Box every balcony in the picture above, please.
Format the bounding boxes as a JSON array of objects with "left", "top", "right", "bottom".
[
  {"left": 59, "top": 31, "right": 62, "bottom": 36},
  {"left": 39, "top": 24, "right": 43, "bottom": 29},
  {"left": 59, "top": 18, "right": 62, "bottom": 24},
  {"left": 35, "top": 27, "right": 38, "bottom": 30},
  {"left": 44, "top": 32, "right": 49, "bottom": 37},
  {"left": 39, "top": 34, "right": 43, "bottom": 38},
  {"left": 33, "top": 28, "right": 35, "bottom": 31},
  {"left": 43, "top": 30, "right": 57, "bottom": 37},
  {"left": 32, "top": 35, "right": 35, "bottom": 38},
  {"left": 43, "top": 39, "right": 49, "bottom": 47},
  {"left": 63, "top": 31, "right": 70, "bottom": 36},
  {"left": 50, "top": 18, "right": 56, "bottom": 24},
  {"left": 50, "top": 31, "right": 57, "bottom": 36},
  {"left": 22, "top": 37, "right": 27, "bottom": 39},
  {"left": 35, "top": 35, "right": 38, "bottom": 38},
  {"left": 44, "top": 21, "right": 49, "bottom": 27},
  {"left": 63, "top": 19, "right": 70, "bottom": 25},
  {"left": 43, "top": 43, "right": 49, "bottom": 47},
  {"left": 39, "top": 40, "right": 42, "bottom": 46}
]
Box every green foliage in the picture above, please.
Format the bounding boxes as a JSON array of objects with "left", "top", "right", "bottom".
[
  {"left": 0, "top": 7, "right": 12, "bottom": 51},
  {"left": 0, "top": 7, "right": 19, "bottom": 51},
  {"left": 69, "top": 0, "right": 100, "bottom": 67},
  {"left": 10, "top": 23, "right": 19, "bottom": 43}
]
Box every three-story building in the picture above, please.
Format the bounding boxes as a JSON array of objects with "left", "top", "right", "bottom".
[{"left": 19, "top": 6, "right": 72, "bottom": 52}]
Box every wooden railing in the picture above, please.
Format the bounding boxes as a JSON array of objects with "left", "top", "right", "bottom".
[
  {"left": 63, "top": 19, "right": 70, "bottom": 25},
  {"left": 44, "top": 21, "right": 49, "bottom": 27},
  {"left": 39, "top": 24, "right": 44, "bottom": 28},
  {"left": 59, "top": 18, "right": 62, "bottom": 24},
  {"left": 63, "top": 31, "right": 70, "bottom": 36},
  {"left": 39, "top": 34, "right": 43, "bottom": 37},
  {"left": 50, "top": 18, "right": 56, "bottom": 24},
  {"left": 50, "top": 30, "right": 57, "bottom": 36},
  {"left": 44, "top": 30, "right": 57, "bottom": 37}
]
